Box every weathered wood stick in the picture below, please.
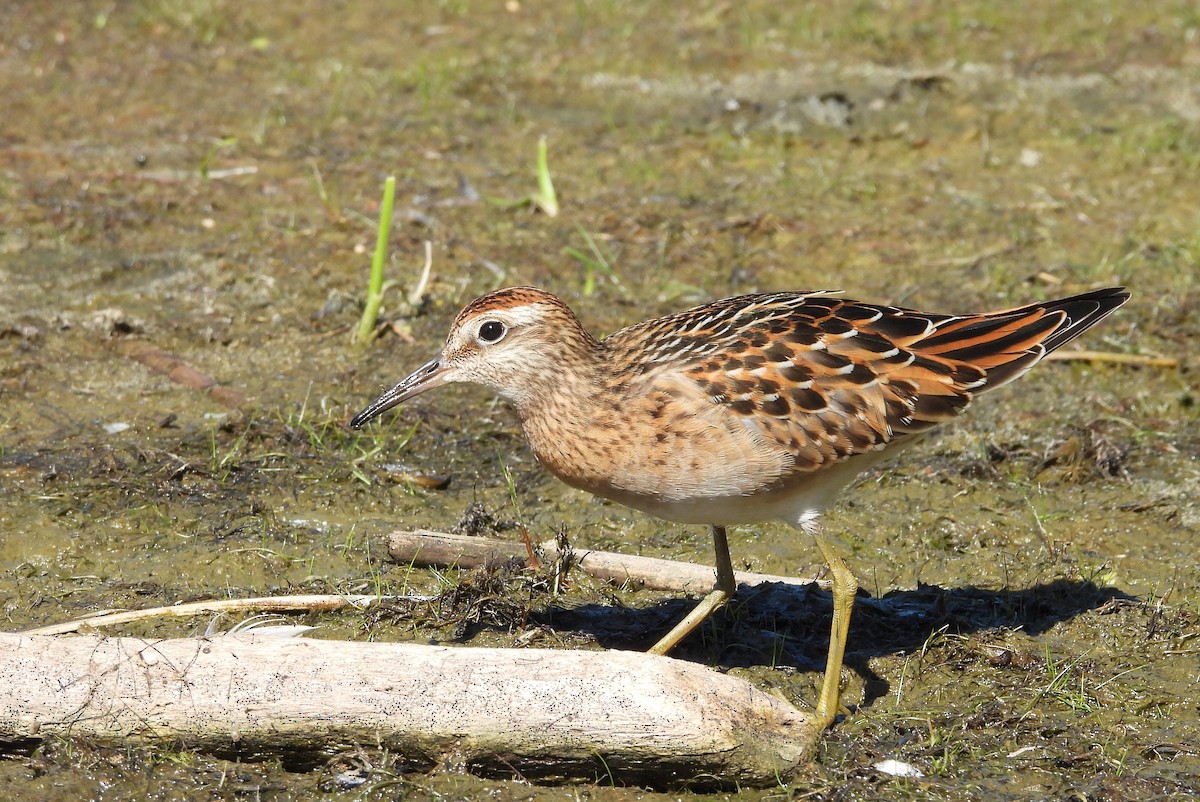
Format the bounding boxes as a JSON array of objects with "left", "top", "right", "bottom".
[
  {"left": 113, "top": 340, "right": 246, "bottom": 408},
  {"left": 19, "top": 594, "right": 388, "bottom": 636},
  {"left": 0, "top": 632, "right": 816, "bottom": 788},
  {"left": 387, "top": 528, "right": 824, "bottom": 594}
]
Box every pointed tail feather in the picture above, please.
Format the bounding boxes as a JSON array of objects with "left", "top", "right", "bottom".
[{"left": 919, "top": 287, "right": 1129, "bottom": 391}]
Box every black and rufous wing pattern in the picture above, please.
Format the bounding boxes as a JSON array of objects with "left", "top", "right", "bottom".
[{"left": 607, "top": 288, "right": 1129, "bottom": 474}]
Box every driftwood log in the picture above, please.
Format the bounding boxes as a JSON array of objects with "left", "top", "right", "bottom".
[{"left": 0, "top": 631, "right": 816, "bottom": 788}]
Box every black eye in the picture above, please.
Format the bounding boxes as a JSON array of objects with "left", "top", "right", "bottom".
[{"left": 478, "top": 320, "right": 506, "bottom": 343}]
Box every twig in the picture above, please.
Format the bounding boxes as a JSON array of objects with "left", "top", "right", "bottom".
[
  {"left": 205, "top": 165, "right": 258, "bottom": 179},
  {"left": 131, "top": 166, "right": 258, "bottom": 183},
  {"left": 406, "top": 240, "right": 434, "bottom": 307},
  {"left": 20, "top": 594, "right": 387, "bottom": 636},
  {"left": 386, "top": 529, "right": 825, "bottom": 594},
  {"left": 1046, "top": 350, "right": 1179, "bottom": 368},
  {"left": 113, "top": 340, "right": 246, "bottom": 409}
]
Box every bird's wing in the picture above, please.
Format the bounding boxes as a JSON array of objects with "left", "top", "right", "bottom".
[{"left": 607, "top": 289, "right": 1125, "bottom": 476}]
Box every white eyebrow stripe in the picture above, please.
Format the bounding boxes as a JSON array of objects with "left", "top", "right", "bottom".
[{"left": 490, "top": 303, "right": 544, "bottom": 327}]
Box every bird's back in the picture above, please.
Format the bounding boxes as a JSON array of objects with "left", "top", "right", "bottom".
[{"left": 598, "top": 287, "right": 1129, "bottom": 487}]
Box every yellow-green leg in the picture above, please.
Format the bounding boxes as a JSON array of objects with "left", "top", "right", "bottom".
[
  {"left": 813, "top": 532, "right": 858, "bottom": 728},
  {"left": 648, "top": 525, "right": 737, "bottom": 655}
]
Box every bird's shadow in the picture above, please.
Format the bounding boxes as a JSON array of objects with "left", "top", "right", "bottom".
[{"left": 531, "top": 578, "right": 1137, "bottom": 709}]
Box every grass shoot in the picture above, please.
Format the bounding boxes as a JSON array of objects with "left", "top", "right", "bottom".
[{"left": 356, "top": 175, "right": 397, "bottom": 345}]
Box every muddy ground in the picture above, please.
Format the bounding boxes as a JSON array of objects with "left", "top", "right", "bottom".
[{"left": 1, "top": 1, "right": 1199, "bottom": 800}]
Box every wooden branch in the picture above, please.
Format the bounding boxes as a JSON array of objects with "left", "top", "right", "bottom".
[
  {"left": 19, "top": 594, "right": 388, "bottom": 636},
  {"left": 113, "top": 340, "right": 246, "bottom": 408},
  {"left": 388, "top": 529, "right": 825, "bottom": 594},
  {"left": 0, "top": 632, "right": 816, "bottom": 788}
]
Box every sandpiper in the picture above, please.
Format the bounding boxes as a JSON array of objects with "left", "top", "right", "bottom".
[{"left": 351, "top": 285, "right": 1129, "bottom": 728}]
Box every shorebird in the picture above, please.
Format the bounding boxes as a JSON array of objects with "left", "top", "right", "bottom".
[{"left": 351, "top": 285, "right": 1128, "bottom": 728}]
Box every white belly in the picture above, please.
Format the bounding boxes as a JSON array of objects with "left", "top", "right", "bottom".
[{"left": 577, "top": 447, "right": 894, "bottom": 531}]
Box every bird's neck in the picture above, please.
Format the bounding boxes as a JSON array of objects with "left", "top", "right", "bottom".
[
  {"left": 508, "top": 341, "right": 625, "bottom": 490},
  {"left": 508, "top": 339, "right": 608, "bottom": 422}
]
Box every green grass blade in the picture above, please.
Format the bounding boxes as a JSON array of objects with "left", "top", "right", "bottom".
[
  {"left": 356, "top": 175, "right": 397, "bottom": 345},
  {"left": 532, "top": 135, "right": 559, "bottom": 217}
]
